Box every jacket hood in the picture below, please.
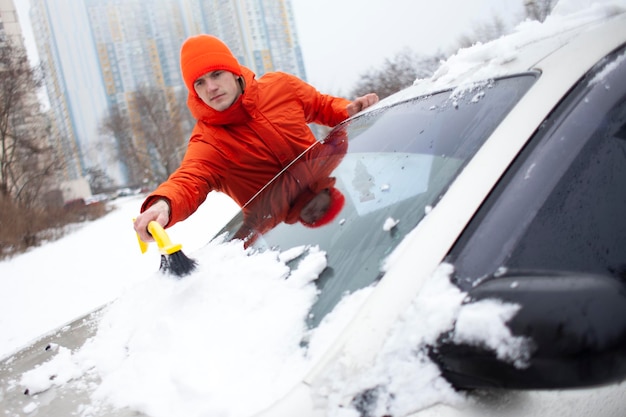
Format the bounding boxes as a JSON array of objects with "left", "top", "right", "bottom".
[{"left": 284, "top": 177, "right": 343, "bottom": 226}]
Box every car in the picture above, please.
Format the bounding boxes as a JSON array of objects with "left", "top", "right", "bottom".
[{"left": 2, "top": 4, "right": 626, "bottom": 417}]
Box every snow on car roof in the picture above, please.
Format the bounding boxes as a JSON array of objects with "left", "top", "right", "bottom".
[{"left": 371, "top": 0, "right": 626, "bottom": 110}]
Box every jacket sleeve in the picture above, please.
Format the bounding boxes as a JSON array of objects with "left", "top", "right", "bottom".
[
  {"left": 283, "top": 73, "right": 351, "bottom": 127},
  {"left": 141, "top": 133, "right": 222, "bottom": 227}
]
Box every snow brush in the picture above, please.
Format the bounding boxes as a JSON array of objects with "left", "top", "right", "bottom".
[{"left": 136, "top": 220, "right": 197, "bottom": 278}]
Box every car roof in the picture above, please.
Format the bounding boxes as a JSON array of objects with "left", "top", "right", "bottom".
[{"left": 368, "top": 6, "right": 626, "bottom": 110}]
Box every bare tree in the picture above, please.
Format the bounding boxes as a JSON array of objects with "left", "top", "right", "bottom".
[
  {"left": 99, "top": 104, "right": 147, "bottom": 186},
  {"left": 457, "top": 15, "right": 509, "bottom": 49},
  {"left": 524, "top": 0, "right": 558, "bottom": 22},
  {"left": 101, "top": 85, "right": 191, "bottom": 188},
  {"left": 130, "top": 86, "right": 188, "bottom": 184},
  {"left": 0, "top": 39, "right": 60, "bottom": 209},
  {"left": 350, "top": 49, "right": 445, "bottom": 100},
  {"left": 84, "top": 166, "right": 114, "bottom": 194}
]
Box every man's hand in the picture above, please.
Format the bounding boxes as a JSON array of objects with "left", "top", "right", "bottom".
[
  {"left": 346, "top": 93, "right": 379, "bottom": 117},
  {"left": 133, "top": 199, "right": 171, "bottom": 242}
]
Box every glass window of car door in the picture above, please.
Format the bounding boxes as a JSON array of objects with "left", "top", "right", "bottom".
[{"left": 449, "top": 46, "right": 626, "bottom": 290}]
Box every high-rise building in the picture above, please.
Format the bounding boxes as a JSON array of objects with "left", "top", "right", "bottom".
[
  {"left": 30, "top": 0, "right": 110, "bottom": 182},
  {"left": 194, "top": 0, "right": 307, "bottom": 79},
  {"left": 29, "top": 0, "right": 306, "bottom": 186},
  {"left": 0, "top": 0, "right": 25, "bottom": 47},
  {"left": 85, "top": 0, "right": 188, "bottom": 99}
]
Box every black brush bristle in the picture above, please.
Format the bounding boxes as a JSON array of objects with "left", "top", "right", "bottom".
[{"left": 159, "top": 251, "right": 197, "bottom": 278}]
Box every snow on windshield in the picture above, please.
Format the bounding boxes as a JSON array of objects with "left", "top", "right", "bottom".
[
  {"left": 18, "top": 252, "right": 527, "bottom": 417},
  {"left": 20, "top": 241, "right": 337, "bottom": 416}
]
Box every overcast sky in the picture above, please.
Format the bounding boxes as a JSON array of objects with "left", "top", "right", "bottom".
[
  {"left": 290, "top": 0, "right": 526, "bottom": 94},
  {"left": 14, "top": 0, "right": 526, "bottom": 95}
]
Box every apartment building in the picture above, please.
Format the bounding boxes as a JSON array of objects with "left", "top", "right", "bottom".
[{"left": 30, "top": 0, "right": 306, "bottom": 186}]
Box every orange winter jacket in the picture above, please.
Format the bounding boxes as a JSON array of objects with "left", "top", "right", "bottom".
[{"left": 142, "top": 66, "right": 351, "bottom": 227}]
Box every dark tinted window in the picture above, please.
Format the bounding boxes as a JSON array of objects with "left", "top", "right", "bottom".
[{"left": 450, "top": 48, "right": 626, "bottom": 289}]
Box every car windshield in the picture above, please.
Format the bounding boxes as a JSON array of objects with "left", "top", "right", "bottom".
[{"left": 216, "top": 74, "right": 537, "bottom": 327}]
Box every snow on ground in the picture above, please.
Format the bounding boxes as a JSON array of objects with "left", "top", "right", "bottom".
[{"left": 0, "top": 192, "right": 239, "bottom": 358}]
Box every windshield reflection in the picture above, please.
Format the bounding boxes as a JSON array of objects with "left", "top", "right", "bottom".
[
  {"left": 233, "top": 131, "right": 348, "bottom": 247},
  {"left": 216, "top": 74, "right": 537, "bottom": 327}
]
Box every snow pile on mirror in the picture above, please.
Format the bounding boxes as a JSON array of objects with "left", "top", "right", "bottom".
[{"left": 313, "top": 263, "right": 531, "bottom": 417}]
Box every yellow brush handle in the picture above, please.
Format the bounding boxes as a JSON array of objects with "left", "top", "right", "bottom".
[
  {"left": 147, "top": 221, "right": 183, "bottom": 255},
  {"left": 133, "top": 218, "right": 149, "bottom": 254},
  {"left": 136, "top": 232, "right": 149, "bottom": 254}
]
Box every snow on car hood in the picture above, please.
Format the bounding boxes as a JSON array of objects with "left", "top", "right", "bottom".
[{"left": 16, "top": 242, "right": 527, "bottom": 417}]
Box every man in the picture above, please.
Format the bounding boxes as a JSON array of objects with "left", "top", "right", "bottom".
[{"left": 134, "top": 34, "right": 378, "bottom": 243}]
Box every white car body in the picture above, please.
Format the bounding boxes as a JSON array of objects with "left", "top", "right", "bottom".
[{"left": 253, "top": 8, "right": 626, "bottom": 417}]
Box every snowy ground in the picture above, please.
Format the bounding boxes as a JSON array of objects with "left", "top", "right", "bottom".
[{"left": 0, "top": 192, "right": 239, "bottom": 359}]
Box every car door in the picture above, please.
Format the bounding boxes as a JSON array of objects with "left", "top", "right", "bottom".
[{"left": 439, "top": 44, "right": 626, "bottom": 389}]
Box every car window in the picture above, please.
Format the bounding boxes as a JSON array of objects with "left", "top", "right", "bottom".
[
  {"left": 216, "top": 74, "right": 537, "bottom": 327},
  {"left": 449, "top": 47, "right": 626, "bottom": 290}
]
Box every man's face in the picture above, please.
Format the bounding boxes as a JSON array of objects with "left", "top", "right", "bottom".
[{"left": 193, "top": 70, "right": 242, "bottom": 111}]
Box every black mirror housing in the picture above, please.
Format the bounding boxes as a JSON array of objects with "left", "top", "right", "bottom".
[{"left": 431, "top": 271, "right": 626, "bottom": 390}]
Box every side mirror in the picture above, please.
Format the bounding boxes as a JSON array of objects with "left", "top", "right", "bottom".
[{"left": 431, "top": 271, "right": 626, "bottom": 389}]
